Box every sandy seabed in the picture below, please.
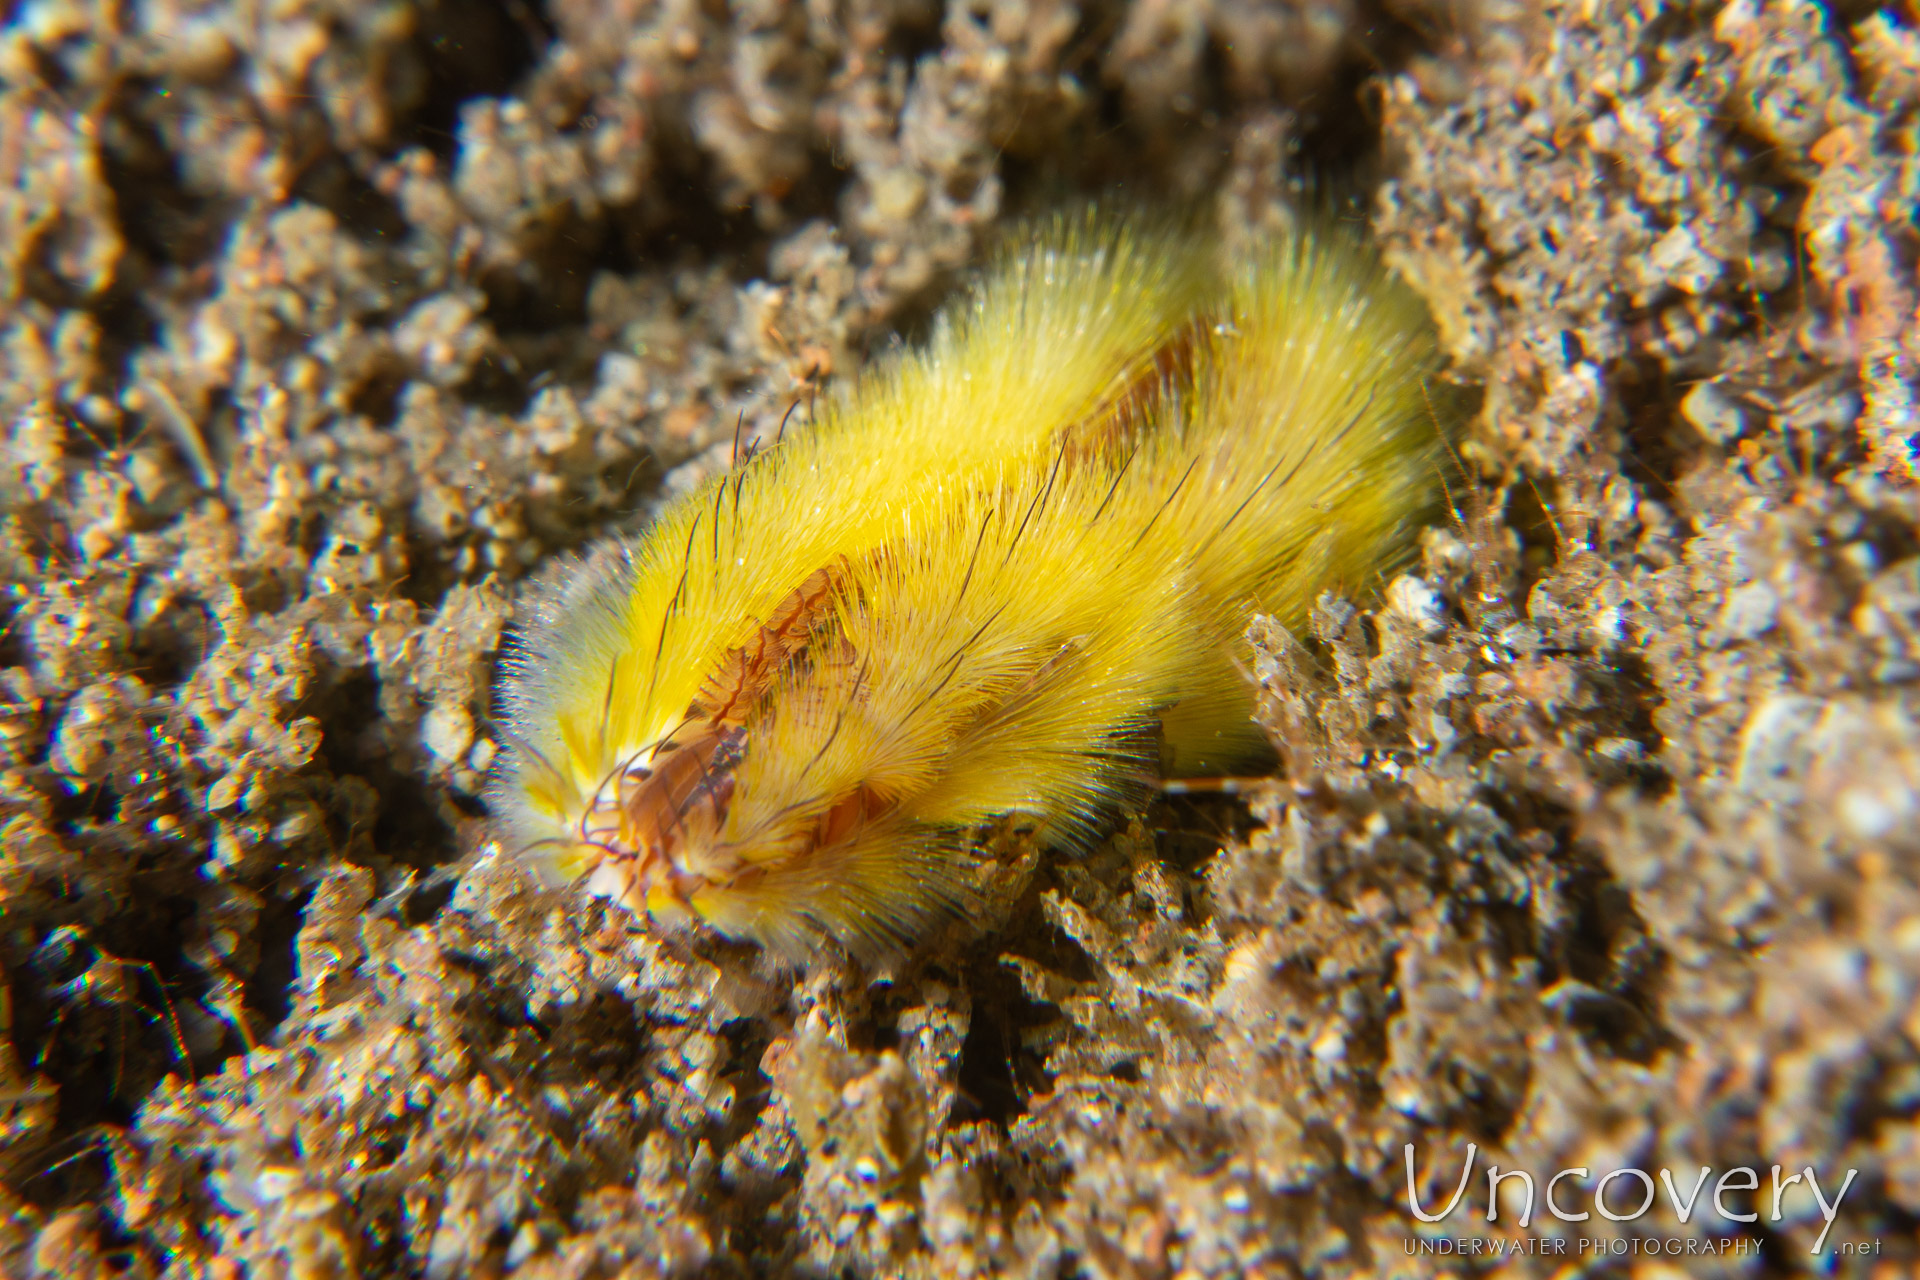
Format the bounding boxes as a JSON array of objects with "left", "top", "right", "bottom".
[{"left": 3, "top": 0, "right": 1919, "bottom": 1276}]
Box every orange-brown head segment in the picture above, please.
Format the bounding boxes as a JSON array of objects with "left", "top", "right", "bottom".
[{"left": 577, "top": 723, "right": 749, "bottom": 924}]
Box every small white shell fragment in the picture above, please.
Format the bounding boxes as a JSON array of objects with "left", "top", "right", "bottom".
[{"left": 1386, "top": 573, "right": 1447, "bottom": 637}]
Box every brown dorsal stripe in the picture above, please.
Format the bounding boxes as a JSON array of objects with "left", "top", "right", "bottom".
[
  {"left": 692, "top": 561, "right": 846, "bottom": 726},
  {"left": 1060, "top": 318, "right": 1203, "bottom": 465}
]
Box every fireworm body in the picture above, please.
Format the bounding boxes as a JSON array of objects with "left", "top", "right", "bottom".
[{"left": 490, "top": 212, "right": 1446, "bottom": 962}]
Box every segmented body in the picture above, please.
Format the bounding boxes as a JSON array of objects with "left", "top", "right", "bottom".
[{"left": 491, "top": 214, "right": 1444, "bottom": 961}]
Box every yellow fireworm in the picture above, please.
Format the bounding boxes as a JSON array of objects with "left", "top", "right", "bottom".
[{"left": 490, "top": 211, "right": 1445, "bottom": 962}]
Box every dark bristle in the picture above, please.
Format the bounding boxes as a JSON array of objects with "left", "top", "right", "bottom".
[
  {"left": 1128, "top": 454, "right": 1201, "bottom": 552},
  {"left": 953, "top": 506, "right": 995, "bottom": 611},
  {"left": 1086, "top": 441, "right": 1141, "bottom": 527}
]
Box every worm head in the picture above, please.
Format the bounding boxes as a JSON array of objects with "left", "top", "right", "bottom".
[{"left": 573, "top": 723, "right": 751, "bottom": 929}]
